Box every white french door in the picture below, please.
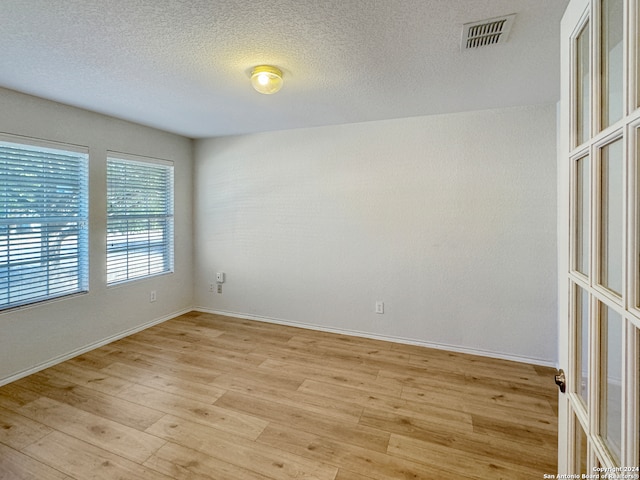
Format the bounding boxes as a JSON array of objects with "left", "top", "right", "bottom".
[{"left": 559, "top": 0, "right": 639, "bottom": 474}]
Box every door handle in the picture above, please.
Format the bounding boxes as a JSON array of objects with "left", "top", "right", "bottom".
[{"left": 554, "top": 369, "right": 566, "bottom": 393}]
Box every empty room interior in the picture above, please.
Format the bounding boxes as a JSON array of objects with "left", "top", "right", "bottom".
[{"left": 4, "top": 0, "right": 638, "bottom": 479}]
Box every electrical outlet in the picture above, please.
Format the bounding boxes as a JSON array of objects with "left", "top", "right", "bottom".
[
  {"left": 375, "top": 301, "right": 384, "bottom": 314},
  {"left": 217, "top": 284, "right": 222, "bottom": 294},
  {"left": 150, "top": 290, "right": 157, "bottom": 303},
  {"left": 209, "top": 283, "right": 214, "bottom": 292}
]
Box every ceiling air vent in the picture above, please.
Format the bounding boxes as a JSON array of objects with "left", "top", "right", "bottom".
[{"left": 462, "top": 14, "right": 516, "bottom": 49}]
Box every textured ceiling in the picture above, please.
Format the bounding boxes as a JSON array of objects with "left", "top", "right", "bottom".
[{"left": 0, "top": 0, "right": 568, "bottom": 138}]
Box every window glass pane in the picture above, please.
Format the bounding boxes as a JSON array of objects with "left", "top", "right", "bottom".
[
  {"left": 577, "top": 21, "right": 591, "bottom": 146},
  {"left": 599, "top": 304, "right": 622, "bottom": 463},
  {"left": 637, "top": 4, "right": 640, "bottom": 110},
  {"left": 575, "top": 156, "right": 590, "bottom": 275},
  {"left": 106, "top": 156, "right": 174, "bottom": 284},
  {"left": 599, "top": 139, "right": 623, "bottom": 295},
  {"left": 0, "top": 140, "right": 88, "bottom": 310},
  {"left": 575, "top": 414, "right": 588, "bottom": 475},
  {"left": 637, "top": 129, "right": 640, "bottom": 309},
  {"left": 601, "top": 0, "right": 624, "bottom": 129},
  {"left": 576, "top": 285, "right": 590, "bottom": 405}
]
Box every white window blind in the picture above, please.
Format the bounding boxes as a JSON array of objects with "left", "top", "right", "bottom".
[
  {"left": 106, "top": 155, "right": 174, "bottom": 284},
  {"left": 0, "top": 138, "right": 89, "bottom": 310}
]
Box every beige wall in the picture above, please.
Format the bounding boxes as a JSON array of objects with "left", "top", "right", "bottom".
[
  {"left": 0, "top": 88, "right": 559, "bottom": 383},
  {"left": 194, "top": 104, "right": 558, "bottom": 364},
  {"left": 0, "top": 88, "right": 194, "bottom": 384}
]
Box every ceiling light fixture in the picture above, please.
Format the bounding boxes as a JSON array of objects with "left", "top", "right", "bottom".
[{"left": 251, "top": 65, "right": 283, "bottom": 94}]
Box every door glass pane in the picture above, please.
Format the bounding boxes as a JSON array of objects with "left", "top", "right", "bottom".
[
  {"left": 637, "top": 129, "right": 640, "bottom": 309},
  {"left": 599, "top": 139, "right": 623, "bottom": 295},
  {"left": 599, "top": 304, "right": 623, "bottom": 463},
  {"left": 575, "top": 156, "right": 590, "bottom": 275},
  {"left": 636, "top": 325, "right": 640, "bottom": 467},
  {"left": 576, "top": 286, "right": 590, "bottom": 405},
  {"left": 577, "top": 21, "right": 591, "bottom": 146},
  {"left": 637, "top": 5, "right": 640, "bottom": 110},
  {"left": 601, "top": 0, "right": 624, "bottom": 129},
  {"left": 575, "top": 415, "right": 588, "bottom": 475}
]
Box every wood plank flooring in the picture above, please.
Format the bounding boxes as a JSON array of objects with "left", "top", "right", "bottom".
[{"left": 0, "top": 311, "right": 558, "bottom": 479}]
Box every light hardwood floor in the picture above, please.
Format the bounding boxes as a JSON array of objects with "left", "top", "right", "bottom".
[{"left": 0, "top": 311, "right": 558, "bottom": 479}]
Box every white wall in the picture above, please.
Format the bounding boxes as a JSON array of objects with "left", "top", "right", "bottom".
[
  {"left": 0, "top": 90, "right": 557, "bottom": 382},
  {"left": 194, "top": 104, "right": 558, "bottom": 365},
  {"left": 0, "top": 88, "right": 194, "bottom": 384}
]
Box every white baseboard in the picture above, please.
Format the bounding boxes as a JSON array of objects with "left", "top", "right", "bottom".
[
  {"left": 1, "top": 305, "right": 556, "bottom": 388},
  {"left": 0, "top": 307, "right": 192, "bottom": 387},
  {"left": 194, "top": 307, "right": 557, "bottom": 368}
]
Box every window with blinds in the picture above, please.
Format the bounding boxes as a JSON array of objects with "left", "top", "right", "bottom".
[
  {"left": 0, "top": 137, "right": 89, "bottom": 311},
  {"left": 106, "top": 154, "right": 174, "bottom": 284}
]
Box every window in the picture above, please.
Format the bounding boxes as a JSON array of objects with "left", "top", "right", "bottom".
[
  {"left": 106, "top": 153, "right": 174, "bottom": 284},
  {"left": 0, "top": 137, "right": 89, "bottom": 310}
]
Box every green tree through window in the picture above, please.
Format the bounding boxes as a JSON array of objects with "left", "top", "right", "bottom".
[{"left": 106, "top": 155, "right": 174, "bottom": 284}]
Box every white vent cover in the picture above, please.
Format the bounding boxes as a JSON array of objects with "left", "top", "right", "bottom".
[{"left": 462, "top": 14, "right": 516, "bottom": 49}]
